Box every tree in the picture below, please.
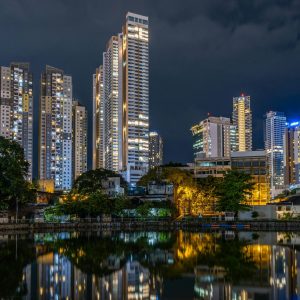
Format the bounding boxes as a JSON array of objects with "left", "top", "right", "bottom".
[
  {"left": 0, "top": 136, "right": 35, "bottom": 210},
  {"left": 138, "top": 167, "right": 195, "bottom": 216},
  {"left": 216, "top": 170, "right": 254, "bottom": 214},
  {"left": 71, "top": 168, "right": 127, "bottom": 195}
]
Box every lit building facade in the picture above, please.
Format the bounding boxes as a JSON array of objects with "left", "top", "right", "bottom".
[
  {"left": 194, "top": 157, "right": 231, "bottom": 179},
  {"left": 39, "top": 66, "right": 72, "bottom": 191},
  {"left": 233, "top": 94, "right": 252, "bottom": 151},
  {"left": 93, "top": 65, "right": 105, "bottom": 169},
  {"left": 72, "top": 100, "right": 87, "bottom": 180},
  {"left": 191, "top": 116, "right": 236, "bottom": 159},
  {"left": 121, "top": 12, "right": 149, "bottom": 184},
  {"left": 0, "top": 63, "right": 33, "bottom": 180},
  {"left": 265, "top": 111, "right": 287, "bottom": 198},
  {"left": 231, "top": 150, "right": 270, "bottom": 205},
  {"left": 284, "top": 122, "right": 300, "bottom": 187},
  {"left": 103, "top": 36, "right": 123, "bottom": 172},
  {"left": 149, "top": 131, "right": 163, "bottom": 169},
  {"left": 93, "top": 12, "right": 149, "bottom": 185}
]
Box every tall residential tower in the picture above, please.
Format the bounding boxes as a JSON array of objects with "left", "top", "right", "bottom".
[
  {"left": 0, "top": 63, "right": 33, "bottom": 180},
  {"left": 93, "top": 12, "right": 149, "bottom": 185},
  {"left": 39, "top": 66, "right": 72, "bottom": 191},
  {"left": 121, "top": 13, "right": 149, "bottom": 184},
  {"left": 72, "top": 100, "right": 87, "bottom": 180},
  {"left": 232, "top": 94, "right": 252, "bottom": 152},
  {"left": 103, "top": 36, "right": 123, "bottom": 172},
  {"left": 93, "top": 66, "right": 105, "bottom": 169},
  {"left": 149, "top": 131, "right": 163, "bottom": 169},
  {"left": 284, "top": 122, "right": 300, "bottom": 187},
  {"left": 265, "top": 111, "right": 286, "bottom": 198}
]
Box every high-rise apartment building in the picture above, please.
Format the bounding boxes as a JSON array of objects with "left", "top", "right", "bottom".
[
  {"left": 121, "top": 12, "right": 149, "bottom": 184},
  {"left": 232, "top": 94, "right": 252, "bottom": 152},
  {"left": 284, "top": 122, "right": 300, "bottom": 187},
  {"left": 149, "top": 131, "right": 163, "bottom": 169},
  {"left": 93, "top": 66, "right": 105, "bottom": 169},
  {"left": 0, "top": 63, "right": 33, "bottom": 180},
  {"left": 39, "top": 66, "right": 72, "bottom": 191},
  {"left": 72, "top": 100, "right": 87, "bottom": 181},
  {"left": 191, "top": 116, "right": 236, "bottom": 158},
  {"left": 93, "top": 12, "right": 149, "bottom": 185},
  {"left": 103, "top": 36, "right": 123, "bottom": 172},
  {"left": 265, "top": 111, "right": 287, "bottom": 198}
]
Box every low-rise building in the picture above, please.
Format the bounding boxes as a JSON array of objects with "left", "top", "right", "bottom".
[
  {"left": 194, "top": 156, "right": 231, "bottom": 179},
  {"left": 231, "top": 151, "right": 270, "bottom": 205},
  {"left": 101, "top": 177, "right": 125, "bottom": 197}
]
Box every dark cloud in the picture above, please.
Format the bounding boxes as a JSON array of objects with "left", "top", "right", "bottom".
[{"left": 1, "top": 0, "right": 300, "bottom": 175}]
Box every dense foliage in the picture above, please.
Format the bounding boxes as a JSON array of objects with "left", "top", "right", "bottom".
[
  {"left": 0, "top": 136, "right": 35, "bottom": 209},
  {"left": 216, "top": 170, "right": 254, "bottom": 214},
  {"left": 138, "top": 167, "right": 254, "bottom": 216},
  {"left": 71, "top": 168, "right": 127, "bottom": 195}
]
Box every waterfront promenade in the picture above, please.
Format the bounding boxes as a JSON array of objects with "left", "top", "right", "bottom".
[{"left": 1, "top": 218, "right": 300, "bottom": 233}]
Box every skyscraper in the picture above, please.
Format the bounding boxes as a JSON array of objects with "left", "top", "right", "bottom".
[
  {"left": 72, "top": 100, "right": 87, "bottom": 180},
  {"left": 0, "top": 63, "right": 33, "bottom": 180},
  {"left": 121, "top": 12, "right": 149, "bottom": 184},
  {"left": 191, "top": 116, "right": 236, "bottom": 158},
  {"left": 93, "top": 12, "right": 149, "bottom": 185},
  {"left": 103, "top": 36, "right": 123, "bottom": 172},
  {"left": 265, "top": 111, "right": 286, "bottom": 198},
  {"left": 93, "top": 66, "right": 105, "bottom": 169},
  {"left": 39, "top": 66, "right": 72, "bottom": 191},
  {"left": 232, "top": 94, "right": 252, "bottom": 152},
  {"left": 149, "top": 131, "right": 163, "bottom": 169},
  {"left": 284, "top": 122, "right": 300, "bottom": 186}
]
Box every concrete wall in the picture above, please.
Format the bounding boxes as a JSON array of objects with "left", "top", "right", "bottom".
[{"left": 238, "top": 205, "right": 277, "bottom": 220}]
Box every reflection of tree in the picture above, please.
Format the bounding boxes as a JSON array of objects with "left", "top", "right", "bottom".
[
  {"left": 0, "top": 231, "right": 260, "bottom": 298},
  {"left": 0, "top": 239, "right": 36, "bottom": 299},
  {"left": 51, "top": 233, "right": 176, "bottom": 278},
  {"left": 150, "top": 232, "right": 257, "bottom": 284},
  {"left": 212, "top": 239, "right": 257, "bottom": 283}
]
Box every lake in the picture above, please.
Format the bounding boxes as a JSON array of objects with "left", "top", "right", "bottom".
[{"left": 0, "top": 230, "right": 299, "bottom": 299}]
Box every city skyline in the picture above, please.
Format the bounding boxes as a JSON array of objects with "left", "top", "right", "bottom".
[{"left": 1, "top": 1, "right": 300, "bottom": 178}]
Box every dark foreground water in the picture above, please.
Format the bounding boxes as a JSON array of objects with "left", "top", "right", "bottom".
[{"left": 0, "top": 231, "right": 300, "bottom": 300}]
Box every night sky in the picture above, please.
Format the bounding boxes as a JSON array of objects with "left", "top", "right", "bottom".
[{"left": 1, "top": 0, "right": 300, "bottom": 177}]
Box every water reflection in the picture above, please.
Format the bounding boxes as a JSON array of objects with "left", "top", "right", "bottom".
[{"left": 1, "top": 231, "right": 300, "bottom": 299}]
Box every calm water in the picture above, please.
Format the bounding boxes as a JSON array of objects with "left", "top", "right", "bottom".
[{"left": 0, "top": 231, "right": 300, "bottom": 300}]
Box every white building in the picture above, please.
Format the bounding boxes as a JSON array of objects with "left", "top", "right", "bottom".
[
  {"left": 265, "top": 111, "right": 287, "bottom": 198},
  {"left": 191, "top": 116, "right": 236, "bottom": 158},
  {"left": 103, "top": 36, "right": 123, "bottom": 172},
  {"left": 232, "top": 94, "right": 252, "bottom": 151},
  {"left": 93, "top": 12, "right": 149, "bottom": 185},
  {"left": 121, "top": 13, "right": 150, "bottom": 184},
  {"left": 0, "top": 63, "right": 33, "bottom": 180},
  {"left": 72, "top": 100, "right": 87, "bottom": 180},
  {"left": 39, "top": 66, "right": 72, "bottom": 191},
  {"left": 93, "top": 65, "right": 105, "bottom": 169}
]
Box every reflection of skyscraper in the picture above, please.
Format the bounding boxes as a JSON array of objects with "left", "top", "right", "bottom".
[
  {"left": 22, "top": 252, "right": 72, "bottom": 300},
  {"left": 270, "top": 246, "right": 291, "bottom": 300},
  {"left": 125, "top": 261, "right": 150, "bottom": 299}
]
